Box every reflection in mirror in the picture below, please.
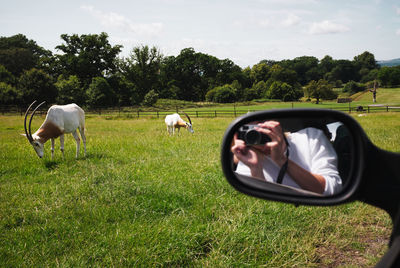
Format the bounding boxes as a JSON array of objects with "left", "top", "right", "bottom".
[{"left": 230, "top": 117, "right": 353, "bottom": 197}]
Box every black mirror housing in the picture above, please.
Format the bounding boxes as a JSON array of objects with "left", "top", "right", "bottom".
[{"left": 221, "top": 109, "right": 367, "bottom": 206}]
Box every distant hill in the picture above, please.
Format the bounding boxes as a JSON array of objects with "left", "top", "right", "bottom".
[{"left": 377, "top": 58, "right": 400, "bottom": 67}]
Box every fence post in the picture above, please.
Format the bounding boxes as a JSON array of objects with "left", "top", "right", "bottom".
[
  {"left": 137, "top": 110, "right": 140, "bottom": 118},
  {"left": 215, "top": 110, "right": 217, "bottom": 117},
  {"left": 196, "top": 111, "right": 198, "bottom": 117},
  {"left": 387, "top": 106, "right": 389, "bottom": 112},
  {"left": 368, "top": 106, "right": 370, "bottom": 113}
]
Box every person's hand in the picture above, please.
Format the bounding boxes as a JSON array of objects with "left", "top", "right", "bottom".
[
  {"left": 255, "top": 121, "right": 288, "bottom": 167},
  {"left": 231, "top": 134, "right": 264, "bottom": 169}
]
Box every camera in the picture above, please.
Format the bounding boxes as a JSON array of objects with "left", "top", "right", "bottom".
[{"left": 237, "top": 124, "right": 271, "bottom": 145}]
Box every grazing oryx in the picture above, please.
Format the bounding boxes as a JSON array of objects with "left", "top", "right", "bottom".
[
  {"left": 165, "top": 112, "right": 194, "bottom": 135},
  {"left": 23, "top": 101, "right": 86, "bottom": 159}
]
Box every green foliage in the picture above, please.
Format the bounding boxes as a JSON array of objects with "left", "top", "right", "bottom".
[
  {"left": 55, "top": 75, "right": 85, "bottom": 105},
  {"left": 343, "top": 81, "right": 366, "bottom": 94},
  {"left": 305, "top": 79, "right": 338, "bottom": 104},
  {"left": 250, "top": 63, "right": 270, "bottom": 83},
  {"left": 17, "top": 68, "right": 57, "bottom": 104},
  {"left": 56, "top": 32, "right": 122, "bottom": 87},
  {"left": 267, "top": 81, "right": 303, "bottom": 101},
  {"left": 0, "top": 64, "right": 15, "bottom": 85},
  {"left": 86, "top": 77, "right": 114, "bottom": 107},
  {"left": 206, "top": 85, "right": 237, "bottom": 103},
  {"left": 0, "top": 34, "right": 390, "bottom": 107},
  {"left": 378, "top": 66, "right": 400, "bottom": 87},
  {"left": 0, "top": 82, "right": 18, "bottom": 104},
  {"left": 142, "top": 89, "right": 159, "bottom": 106},
  {"left": 121, "top": 45, "right": 162, "bottom": 103},
  {"left": 253, "top": 80, "right": 268, "bottom": 97},
  {"left": 0, "top": 34, "right": 51, "bottom": 76}
]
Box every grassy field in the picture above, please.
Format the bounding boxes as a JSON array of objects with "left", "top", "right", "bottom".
[{"left": 0, "top": 111, "right": 396, "bottom": 267}]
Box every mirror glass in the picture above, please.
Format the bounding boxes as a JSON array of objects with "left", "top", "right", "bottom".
[{"left": 229, "top": 116, "right": 354, "bottom": 197}]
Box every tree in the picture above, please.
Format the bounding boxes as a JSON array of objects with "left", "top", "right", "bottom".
[
  {"left": 250, "top": 81, "right": 266, "bottom": 99},
  {"left": 267, "top": 81, "right": 303, "bottom": 101},
  {"left": 367, "top": 80, "right": 378, "bottom": 103},
  {"left": 268, "top": 64, "right": 299, "bottom": 86},
  {"left": 86, "top": 77, "right": 114, "bottom": 107},
  {"left": 55, "top": 75, "right": 85, "bottom": 105},
  {"left": 17, "top": 68, "right": 57, "bottom": 105},
  {"left": 378, "top": 66, "right": 400, "bottom": 87},
  {"left": 281, "top": 56, "right": 320, "bottom": 85},
  {"left": 328, "top": 60, "right": 358, "bottom": 83},
  {"left": 56, "top": 32, "right": 122, "bottom": 87},
  {"left": 305, "top": 79, "right": 337, "bottom": 104},
  {"left": 121, "top": 45, "right": 162, "bottom": 103},
  {"left": 107, "top": 73, "right": 137, "bottom": 106},
  {"left": 250, "top": 63, "right": 270, "bottom": 84},
  {"left": 0, "top": 64, "right": 15, "bottom": 85},
  {"left": 319, "top": 55, "right": 335, "bottom": 74},
  {"left": 0, "top": 82, "right": 18, "bottom": 105},
  {"left": 354, "top": 51, "right": 378, "bottom": 71},
  {"left": 0, "top": 34, "right": 52, "bottom": 76}
]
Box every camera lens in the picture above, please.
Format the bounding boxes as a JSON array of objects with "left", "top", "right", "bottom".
[{"left": 245, "top": 129, "right": 261, "bottom": 145}]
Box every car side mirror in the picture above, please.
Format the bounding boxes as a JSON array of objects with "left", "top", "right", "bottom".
[
  {"left": 221, "top": 109, "right": 367, "bottom": 206},
  {"left": 221, "top": 109, "right": 400, "bottom": 268}
]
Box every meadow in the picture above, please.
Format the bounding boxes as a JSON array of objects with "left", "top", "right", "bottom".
[{"left": 0, "top": 109, "right": 397, "bottom": 267}]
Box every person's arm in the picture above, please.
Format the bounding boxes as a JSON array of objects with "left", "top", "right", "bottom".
[
  {"left": 257, "top": 123, "right": 327, "bottom": 194},
  {"left": 285, "top": 159, "right": 326, "bottom": 194}
]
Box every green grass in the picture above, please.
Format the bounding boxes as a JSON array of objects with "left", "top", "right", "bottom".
[
  {"left": 353, "top": 88, "right": 400, "bottom": 105},
  {"left": 0, "top": 113, "right": 395, "bottom": 267}
]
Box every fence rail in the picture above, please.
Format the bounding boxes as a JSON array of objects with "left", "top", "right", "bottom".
[{"left": 2, "top": 104, "right": 400, "bottom": 118}]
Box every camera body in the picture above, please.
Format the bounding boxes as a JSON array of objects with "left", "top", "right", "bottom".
[{"left": 237, "top": 124, "right": 271, "bottom": 145}]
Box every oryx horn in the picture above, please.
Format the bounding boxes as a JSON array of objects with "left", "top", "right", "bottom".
[
  {"left": 183, "top": 111, "right": 192, "bottom": 125},
  {"left": 24, "top": 100, "right": 45, "bottom": 143}
]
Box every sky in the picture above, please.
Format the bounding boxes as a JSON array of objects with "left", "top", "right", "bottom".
[{"left": 1, "top": 0, "right": 400, "bottom": 68}]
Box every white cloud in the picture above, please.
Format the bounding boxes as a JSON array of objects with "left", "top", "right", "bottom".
[
  {"left": 80, "top": 5, "right": 164, "bottom": 37},
  {"left": 308, "top": 20, "right": 350, "bottom": 35},
  {"left": 396, "top": 29, "right": 400, "bottom": 36},
  {"left": 282, "top": 13, "right": 301, "bottom": 27},
  {"left": 396, "top": 6, "right": 400, "bottom": 15}
]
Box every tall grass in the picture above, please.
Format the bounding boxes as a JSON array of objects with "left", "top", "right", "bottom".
[{"left": 0, "top": 113, "right": 394, "bottom": 267}]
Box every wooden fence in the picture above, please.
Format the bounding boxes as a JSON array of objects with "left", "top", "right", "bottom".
[{"left": 2, "top": 104, "right": 400, "bottom": 118}]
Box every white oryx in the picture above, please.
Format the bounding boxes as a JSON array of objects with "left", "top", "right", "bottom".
[
  {"left": 23, "top": 101, "right": 86, "bottom": 159},
  {"left": 165, "top": 112, "right": 194, "bottom": 135}
]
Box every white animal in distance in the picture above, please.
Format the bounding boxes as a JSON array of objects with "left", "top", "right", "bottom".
[
  {"left": 164, "top": 112, "right": 194, "bottom": 135},
  {"left": 23, "top": 101, "right": 86, "bottom": 159}
]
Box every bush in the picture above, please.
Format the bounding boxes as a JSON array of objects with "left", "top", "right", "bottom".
[
  {"left": 206, "top": 85, "right": 237, "bottom": 103},
  {"left": 142, "top": 89, "right": 159, "bottom": 106},
  {"left": 343, "top": 81, "right": 366, "bottom": 94},
  {"left": 214, "top": 85, "right": 237, "bottom": 103},
  {"left": 267, "top": 81, "right": 303, "bottom": 101}
]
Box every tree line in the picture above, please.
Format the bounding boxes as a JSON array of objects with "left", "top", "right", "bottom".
[{"left": 1, "top": 32, "right": 399, "bottom": 108}]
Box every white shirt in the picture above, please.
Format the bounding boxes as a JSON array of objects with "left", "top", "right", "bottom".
[{"left": 236, "top": 127, "right": 342, "bottom": 195}]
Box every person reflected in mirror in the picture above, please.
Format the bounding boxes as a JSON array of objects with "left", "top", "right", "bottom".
[{"left": 231, "top": 121, "right": 342, "bottom": 195}]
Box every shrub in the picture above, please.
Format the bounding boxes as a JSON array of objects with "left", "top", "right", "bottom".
[
  {"left": 343, "top": 81, "right": 366, "bottom": 94},
  {"left": 142, "top": 89, "right": 159, "bottom": 106}
]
